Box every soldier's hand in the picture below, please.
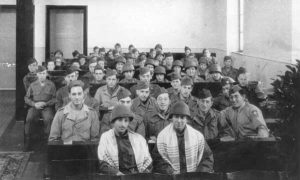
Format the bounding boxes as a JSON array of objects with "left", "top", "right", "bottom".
[
  {"left": 258, "top": 128, "right": 269, "bottom": 138},
  {"left": 34, "top": 102, "right": 43, "bottom": 109},
  {"left": 108, "top": 106, "right": 114, "bottom": 110}
]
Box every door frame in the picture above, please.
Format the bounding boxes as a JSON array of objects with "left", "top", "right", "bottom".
[{"left": 45, "top": 5, "right": 87, "bottom": 60}]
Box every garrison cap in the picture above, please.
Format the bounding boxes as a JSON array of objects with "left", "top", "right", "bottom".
[
  {"left": 68, "top": 80, "right": 84, "bottom": 92},
  {"left": 184, "top": 46, "right": 191, "bottom": 52},
  {"left": 181, "top": 76, "right": 193, "bottom": 86},
  {"left": 122, "top": 63, "right": 135, "bottom": 72},
  {"left": 117, "top": 88, "right": 132, "bottom": 100},
  {"left": 145, "top": 58, "right": 156, "bottom": 67},
  {"left": 164, "top": 52, "right": 173, "bottom": 58},
  {"left": 198, "top": 89, "right": 212, "bottom": 99},
  {"left": 105, "top": 69, "right": 117, "bottom": 77},
  {"left": 172, "top": 60, "right": 183, "bottom": 68},
  {"left": 154, "top": 87, "right": 168, "bottom": 99},
  {"left": 229, "top": 85, "right": 242, "bottom": 95},
  {"left": 136, "top": 81, "right": 149, "bottom": 90},
  {"left": 139, "top": 67, "right": 150, "bottom": 76}
]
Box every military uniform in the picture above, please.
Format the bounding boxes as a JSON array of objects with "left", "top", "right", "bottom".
[
  {"left": 213, "top": 93, "right": 232, "bottom": 111},
  {"left": 131, "top": 96, "right": 158, "bottom": 117},
  {"left": 49, "top": 103, "right": 99, "bottom": 142},
  {"left": 221, "top": 66, "right": 238, "bottom": 80},
  {"left": 151, "top": 79, "right": 170, "bottom": 83},
  {"left": 220, "top": 102, "right": 268, "bottom": 139},
  {"left": 191, "top": 108, "right": 220, "bottom": 140},
  {"left": 119, "top": 78, "right": 138, "bottom": 84},
  {"left": 185, "top": 75, "right": 205, "bottom": 83},
  {"left": 23, "top": 72, "right": 38, "bottom": 91},
  {"left": 240, "top": 82, "right": 267, "bottom": 107},
  {"left": 94, "top": 85, "right": 127, "bottom": 110},
  {"left": 171, "top": 93, "right": 199, "bottom": 119},
  {"left": 130, "top": 83, "right": 161, "bottom": 99},
  {"left": 24, "top": 79, "right": 56, "bottom": 136},
  {"left": 167, "top": 87, "right": 180, "bottom": 100}
]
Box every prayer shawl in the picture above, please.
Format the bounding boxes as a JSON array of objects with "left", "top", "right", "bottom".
[
  {"left": 98, "top": 129, "right": 152, "bottom": 172},
  {"left": 157, "top": 124, "right": 205, "bottom": 174}
]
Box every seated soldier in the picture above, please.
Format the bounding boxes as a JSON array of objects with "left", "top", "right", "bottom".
[
  {"left": 54, "top": 57, "right": 64, "bottom": 70},
  {"left": 78, "top": 54, "right": 88, "bottom": 71},
  {"left": 144, "top": 88, "right": 171, "bottom": 143},
  {"left": 191, "top": 89, "right": 219, "bottom": 140},
  {"left": 131, "top": 48, "right": 139, "bottom": 59},
  {"left": 170, "top": 60, "right": 185, "bottom": 77},
  {"left": 97, "top": 57, "right": 106, "bottom": 70},
  {"left": 94, "top": 69, "right": 128, "bottom": 111},
  {"left": 128, "top": 44, "right": 135, "bottom": 54},
  {"left": 184, "top": 46, "right": 191, "bottom": 58},
  {"left": 99, "top": 47, "right": 106, "bottom": 59},
  {"left": 207, "top": 64, "right": 234, "bottom": 83},
  {"left": 153, "top": 101, "right": 214, "bottom": 174},
  {"left": 236, "top": 67, "right": 267, "bottom": 107},
  {"left": 130, "top": 67, "right": 161, "bottom": 98},
  {"left": 49, "top": 80, "right": 99, "bottom": 142},
  {"left": 221, "top": 56, "right": 238, "bottom": 80},
  {"left": 220, "top": 85, "right": 269, "bottom": 140},
  {"left": 105, "top": 49, "right": 115, "bottom": 69},
  {"left": 71, "top": 60, "right": 80, "bottom": 69},
  {"left": 131, "top": 81, "right": 158, "bottom": 117},
  {"left": 213, "top": 78, "right": 232, "bottom": 111},
  {"left": 197, "top": 57, "right": 210, "bottom": 80},
  {"left": 126, "top": 53, "right": 135, "bottom": 65},
  {"left": 47, "top": 60, "right": 55, "bottom": 71},
  {"left": 100, "top": 88, "right": 145, "bottom": 137},
  {"left": 91, "top": 64, "right": 106, "bottom": 84},
  {"left": 23, "top": 57, "right": 38, "bottom": 91},
  {"left": 135, "top": 55, "right": 146, "bottom": 68},
  {"left": 151, "top": 66, "right": 169, "bottom": 83},
  {"left": 184, "top": 60, "right": 205, "bottom": 83},
  {"left": 98, "top": 105, "right": 152, "bottom": 175},
  {"left": 119, "top": 63, "right": 138, "bottom": 83},
  {"left": 155, "top": 51, "right": 164, "bottom": 66},
  {"left": 90, "top": 46, "right": 100, "bottom": 57},
  {"left": 82, "top": 58, "right": 97, "bottom": 82},
  {"left": 148, "top": 48, "right": 156, "bottom": 59},
  {"left": 163, "top": 52, "right": 174, "bottom": 71},
  {"left": 171, "top": 76, "right": 198, "bottom": 119},
  {"left": 115, "top": 56, "right": 126, "bottom": 79},
  {"left": 24, "top": 66, "right": 56, "bottom": 147},
  {"left": 145, "top": 58, "right": 156, "bottom": 77},
  {"left": 72, "top": 50, "right": 80, "bottom": 59},
  {"left": 167, "top": 73, "right": 181, "bottom": 100},
  {"left": 115, "top": 43, "right": 123, "bottom": 55},
  {"left": 155, "top": 43, "right": 163, "bottom": 54}
]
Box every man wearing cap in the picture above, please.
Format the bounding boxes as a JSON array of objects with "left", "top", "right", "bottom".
[
  {"left": 153, "top": 101, "right": 214, "bottom": 174},
  {"left": 145, "top": 58, "right": 156, "bottom": 76},
  {"left": 155, "top": 44, "right": 163, "bottom": 53},
  {"left": 23, "top": 57, "right": 38, "bottom": 91},
  {"left": 171, "top": 76, "right": 199, "bottom": 119},
  {"left": 115, "top": 56, "right": 126, "bottom": 77},
  {"left": 163, "top": 52, "right": 174, "bottom": 71},
  {"left": 119, "top": 63, "right": 137, "bottom": 83},
  {"left": 144, "top": 88, "right": 171, "bottom": 143},
  {"left": 131, "top": 81, "right": 158, "bottom": 117},
  {"left": 207, "top": 64, "right": 234, "bottom": 83},
  {"left": 94, "top": 69, "right": 127, "bottom": 111},
  {"left": 24, "top": 66, "right": 56, "bottom": 147},
  {"left": 155, "top": 51, "right": 164, "bottom": 65},
  {"left": 170, "top": 60, "right": 185, "bottom": 77},
  {"left": 220, "top": 85, "right": 269, "bottom": 139},
  {"left": 197, "top": 57, "right": 210, "bottom": 80},
  {"left": 184, "top": 60, "right": 205, "bottom": 83},
  {"left": 130, "top": 67, "right": 161, "bottom": 99},
  {"left": 97, "top": 57, "right": 106, "bottom": 70},
  {"left": 148, "top": 49, "right": 156, "bottom": 59},
  {"left": 98, "top": 105, "right": 152, "bottom": 175},
  {"left": 191, "top": 89, "right": 220, "bottom": 140},
  {"left": 213, "top": 78, "right": 232, "bottom": 111},
  {"left": 236, "top": 67, "right": 267, "bottom": 107},
  {"left": 151, "top": 66, "right": 169, "bottom": 83},
  {"left": 82, "top": 58, "right": 98, "bottom": 82},
  {"left": 100, "top": 88, "right": 145, "bottom": 137},
  {"left": 184, "top": 46, "right": 191, "bottom": 57},
  {"left": 78, "top": 54, "right": 88, "bottom": 71},
  {"left": 221, "top": 56, "right": 238, "bottom": 80},
  {"left": 49, "top": 80, "right": 99, "bottom": 142},
  {"left": 167, "top": 73, "right": 182, "bottom": 100}
]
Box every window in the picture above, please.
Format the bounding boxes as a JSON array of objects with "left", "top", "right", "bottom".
[{"left": 239, "top": 0, "right": 244, "bottom": 52}]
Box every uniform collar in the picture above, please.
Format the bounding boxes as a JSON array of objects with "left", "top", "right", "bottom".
[{"left": 63, "top": 102, "right": 89, "bottom": 115}]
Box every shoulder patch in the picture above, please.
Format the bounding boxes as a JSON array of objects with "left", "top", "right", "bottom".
[{"left": 251, "top": 110, "right": 259, "bottom": 117}]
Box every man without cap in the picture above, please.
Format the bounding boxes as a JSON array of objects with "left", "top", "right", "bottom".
[
  {"left": 94, "top": 69, "right": 128, "bottom": 111},
  {"left": 152, "top": 101, "right": 214, "bottom": 174},
  {"left": 91, "top": 64, "right": 106, "bottom": 84},
  {"left": 171, "top": 76, "right": 199, "bottom": 119},
  {"left": 131, "top": 81, "right": 158, "bottom": 117},
  {"left": 130, "top": 67, "right": 161, "bottom": 98},
  {"left": 24, "top": 66, "right": 56, "bottom": 148},
  {"left": 221, "top": 56, "right": 238, "bottom": 80},
  {"left": 184, "top": 60, "right": 205, "bottom": 83},
  {"left": 143, "top": 88, "right": 171, "bottom": 143},
  {"left": 98, "top": 105, "right": 152, "bottom": 175},
  {"left": 82, "top": 58, "right": 98, "bottom": 83},
  {"left": 23, "top": 58, "right": 38, "bottom": 91},
  {"left": 167, "top": 73, "right": 182, "bottom": 100},
  {"left": 219, "top": 85, "right": 269, "bottom": 140},
  {"left": 207, "top": 64, "right": 234, "bottom": 83},
  {"left": 151, "top": 66, "right": 169, "bottom": 83},
  {"left": 119, "top": 63, "right": 138, "bottom": 83},
  {"left": 163, "top": 52, "right": 174, "bottom": 71},
  {"left": 191, "top": 89, "right": 220, "bottom": 140},
  {"left": 197, "top": 57, "right": 210, "bottom": 80},
  {"left": 49, "top": 80, "right": 99, "bottom": 142},
  {"left": 213, "top": 78, "right": 232, "bottom": 111},
  {"left": 100, "top": 88, "right": 145, "bottom": 137}
]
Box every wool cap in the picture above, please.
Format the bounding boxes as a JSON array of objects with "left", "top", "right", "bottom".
[
  {"left": 117, "top": 88, "right": 132, "bottom": 101},
  {"left": 122, "top": 63, "right": 135, "bottom": 72},
  {"left": 198, "top": 89, "right": 212, "bottom": 99},
  {"left": 110, "top": 105, "right": 134, "bottom": 123},
  {"left": 106, "top": 69, "right": 117, "bottom": 77},
  {"left": 154, "top": 66, "right": 166, "bottom": 75},
  {"left": 170, "top": 73, "right": 181, "bottom": 81},
  {"left": 68, "top": 80, "right": 84, "bottom": 92},
  {"left": 181, "top": 76, "right": 193, "bottom": 86},
  {"left": 139, "top": 67, "right": 150, "bottom": 76},
  {"left": 154, "top": 87, "right": 168, "bottom": 99},
  {"left": 209, "top": 64, "right": 222, "bottom": 74},
  {"left": 172, "top": 60, "right": 183, "bottom": 68},
  {"left": 136, "top": 81, "right": 149, "bottom": 90},
  {"left": 170, "top": 101, "right": 191, "bottom": 119}
]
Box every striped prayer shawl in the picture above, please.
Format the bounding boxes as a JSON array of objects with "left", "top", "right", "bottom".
[
  {"left": 157, "top": 124, "right": 205, "bottom": 174},
  {"left": 97, "top": 129, "right": 152, "bottom": 172}
]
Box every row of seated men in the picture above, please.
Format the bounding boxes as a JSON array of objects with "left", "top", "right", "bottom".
[{"left": 23, "top": 46, "right": 268, "bottom": 175}]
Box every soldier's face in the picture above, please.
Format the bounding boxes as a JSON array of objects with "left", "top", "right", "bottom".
[
  {"left": 185, "top": 50, "right": 191, "bottom": 56},
  {"left": 186, "top": 67, "right": 196, "bottom": 77},
  {"left": 37, "top": 70, "right": 47, "bottom": 82},
  {"left": 230, "top": 91, "right": 245, "bottom": 108},
  {"left": 98, "top": 61, "right": 105, "bottom": 69},
  {"left": 224, "top": 60, "right": 232, "bottom": 67},
  {"left": 172, "top": 114, "right": 187, "bottom": 132},
  {"left": 69, "top": 86, "right": 84, "bottom": 106},
  {"left": 137, "top": 88, "right": 150, "bottom": 102},
  {"left": 126, "top": 58, "right": 134, "bottom": 65},
  {"left": 171, "top": 79, "right": 181, "bottom": 90},
  {"left": 203, "top": 49, "right": 210, "bottom": 57},
  {"left": 28, "top": 62, "right": 38, "bottom": 72},
  {"left": 180, "top": 85, "right": 192, "bottom": 98},
  {"left": 238, "top": 74, "right": 248, "bottom": 87},
  {"left": 173, "top": 66, "right": 181, "bottom": 73},
  {"left": 199, "top": 97, "right": 213, "bottom": 113},
  {"left": 113, "top": 117, "right": 130, "bottom": 134},
  {"left": 89, "top": 62, "right": 97, "bottom": 73},
  {"left": 94, "top": 69, "right": 104, "bottom": 81},
  {"left": 124, "top": 71, "right": 134, "bottom": 79},
  {"left": 222, "top": 84, "right": 231, "bottom": 96},
  {"left": 65, "top": 72, "right": 77, "bottom": 85},
  {"left": 156, "top": 74, "right": 165, "bottom": 82},
  {"left": 116, "top": 63, "right": 124, "bottom": 71},
  {"left": 47, "top": 62, "right": 55, "bottom": 71},
  {"left": 150, "top": 51, "right": 156, "bottom": 58},
  {"left": 146, "top": 65, "right": 154, "bottom": 74},
  {"left": 212, "top": 72, "right": 221, "bottom": 80},
  {"left": 106, "top": 75, "right": 117, "bottom": 88},
  {"left": 139, "top": 72, "right": 151, "bottom": 83},
  {"left": 165, "top": 57, "right": 174, "bottom": 66},
  {"left": 199, "top": 63, "right": 207, "bottom": 70},
  {"left": 119, "top": 97, "right": 132, "bottom": 108},
  {"left": 157, "top": 93, "right": 170, "bottom": 111}
]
